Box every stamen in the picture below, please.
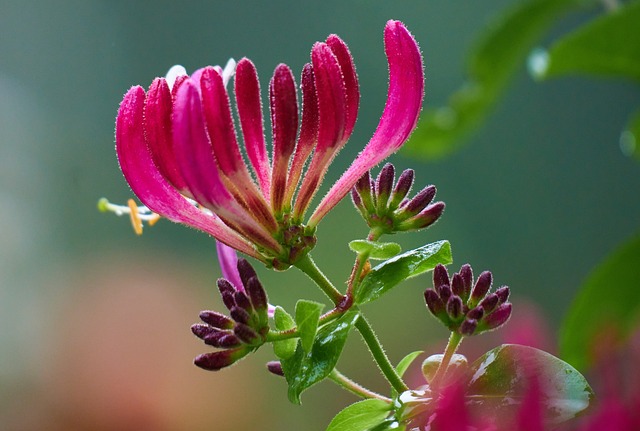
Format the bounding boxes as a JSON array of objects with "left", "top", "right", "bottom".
[
  {"left": 98, "top": 197, "right": 162, "bottom": 235},
  {"left": 165, "top": 65, "right": 188, "bottom": 90},
  {"left": 128, "top": 199, "right": 143, "bottom": 235},
  {"left": 221, "top": 58, "right": 237, "bottom": 87}
]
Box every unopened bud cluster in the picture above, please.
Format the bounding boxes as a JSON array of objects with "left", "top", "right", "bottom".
[
  {"left": 351, "top": 163, "right": 445, "bottom": 235},
  {"left": 424, "top": 264, "right": 511, "bottom": 336},
  {"left": 192, "top": 259, "right": 270, "bottom": 371}
]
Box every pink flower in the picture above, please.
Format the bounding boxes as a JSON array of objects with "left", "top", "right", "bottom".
[{"left": 115, "top": 20, "right": 424, "bottom": 268}]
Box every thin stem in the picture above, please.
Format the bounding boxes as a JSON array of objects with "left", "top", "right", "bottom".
[
  {"left": 355, "top": 316, "right": 409, "bottom": 394},
  {"left": 266, "top": 307, "right": 345, "bottom": 342},
  {"left": 430, "top": 331, "right": 464, "bottom": 389},
  {"left": 294, "top": 254, "right": 344, "bottom": 305},
  {"left": 329, "top": 369, "right": 392, "bottom": 403}
]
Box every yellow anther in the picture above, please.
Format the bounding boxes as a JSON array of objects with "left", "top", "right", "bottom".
[
  {"left": 128, "top": 199, "right": 143, "bottom": 235},
  {"left": 148, "top": 214, "right": 161, "bottom": 226}
]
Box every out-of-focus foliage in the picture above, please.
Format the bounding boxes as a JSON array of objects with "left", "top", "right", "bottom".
[
  {"left": 560, "top": 234, "right": 640, "bottom": 371},
  {"left": 404, "top": 0, "right": 587, "bottom": 160},
  {"left": 621, "top": 109, "right": 640, "bottom": 159}
]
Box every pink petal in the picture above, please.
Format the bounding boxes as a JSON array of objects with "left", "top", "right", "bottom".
[
  {"left": 269, "top": 63, "right": 298, "bottom": 214},
  {"left": 285, "top": 63, "right": 318, "bottom": 207},
  {"left": 216, "top": 241, "right": 245, "bottom": 293},
  {"left": 172, "top": 80, "right": 282, "bottom": 254},
  {"left": 115, "top": 86, "right": 260, "bottom": 259},
  {"left": 199, "top": 67, "right": 278, "bottom": 234},
  {"left": 326, "top": 34, "right": 359, "bottom": 141},
  {"left": 235, "top": 58, "right": 271, "bottom": 200},
  {"left": 308, "top": 20, "right": 424, "bottom": 227},
  {"left": 144, "top": 78, "right": 188, "bottom": 193}
]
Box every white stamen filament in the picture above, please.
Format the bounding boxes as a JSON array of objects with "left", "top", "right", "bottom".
[{"left": 165, "top": 65, "right": 188, "bottom": 90}]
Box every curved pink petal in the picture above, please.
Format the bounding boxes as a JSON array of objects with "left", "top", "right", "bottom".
[
  {"left": 115, "top": 86, "right": 261, "bottom": 259},
  {"left": 284, "top": 63, "right": 318, "bottom": 207},
  {"left": 172, "top": 80, "right": 282, "bottom": 254},
  {"left": 144, "top": 78, "right": 188, "bottom": 193},
  {"left": 308, "top": 20, "right": 424, "bottom": 227},
  {"left": 235, "top": 58, "right": 271, "bottom": 200},
  {"left": 216, "top": 241, "right": 244, "bottom": 292},
  {"left": 199, "top": 67, "right": 278, "bottom": 233},
  {"left": 326, "top": 34, "right": 359, "bottom": 141},
  {"left": 269, "top": 63, "right": 298, "bottom": 214}
]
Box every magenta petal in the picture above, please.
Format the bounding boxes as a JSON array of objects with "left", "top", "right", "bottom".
[
  {"left": 115, "top": 86, "right": 260, "bottom": 259},
  {"left": 199, "top": 67, "right": 278, "bottom": 233},
  {"left": 269, "top": 63, "right": 299, "bottom": 213},
  {"left": 144, "top": 78, "right": 188, "bottom": 193},
  {"left": 326, "top": 34, "right": 359, "bottom": 140},
  {"left": 308, "top": 20, "right": 424, "bottom": 227},
  {"left": 235, "top": 58, "right": 271, "bottom": 200},
  {"left": 216, "top": 241, "right": 245, "bottom": 293}
]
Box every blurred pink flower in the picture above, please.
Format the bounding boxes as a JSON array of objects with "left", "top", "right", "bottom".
[{"left": 115, "top": 20, "right": 424, "bottom": 268}]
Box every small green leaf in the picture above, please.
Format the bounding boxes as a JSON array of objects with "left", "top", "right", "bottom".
[
  {"left": 404, "top": 0, "right": 583, "bottom": 160},
  {"left": 620, "top": 109, "right": 640, "bottom": 160},
  {"left": 535, "top": 1, "right": 640, "bottom": 82},
  {"left": 560, "top": 234, "right": 640, "bottom": 371},
  {"left": 368, "top": 420, "right": 406, "bottom": 431},
  {"left": 355, "top": 241, "right": 452, "bottom": 305},
  {"left": 273, "top": 306, "right": 297, "bottom": 360},
  {"left": 295, "top": 300, "right": 325, "bottom": 353},
  {"left": 467, "top": 344, "right": 593, "bottom": 424},
  {"left": 282, "top": 311, "right": 359, "bottom": 404},
  {"left": 349, "top": 240, "right": 402, "bottom": 260},
  {"left": 325, "top": 399, "right": 391, "bottom": 431},
  {"left": 395, "top": 351, "right": 424, "bottom": 379}
]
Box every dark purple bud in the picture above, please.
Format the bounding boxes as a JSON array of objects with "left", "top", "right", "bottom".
[
  {"left": 230, "top": 306, "right": 252, "bottom": 325},
  {"left": 460, "top": 319, "right": 478, "bottom": 336},
  {"left": 495, "top": 286, "right": 510, "bottom": 304},
  {"left": 375, "top": 163, "right": 395, "bottom": 211},
  {"left": 433, "top": 264, "right": 450, "bottom": 291},
  {"left": 351, "top": 188, "right": 367, "bottom": 218},
  {"left": 451, "top": 274, "right": 464, "bottom": 297},
  {"left": 199, "top": 310, "right": 235, "bottom": 329},
  {"left": 355, "top": 171, "right": 376, "bottom": 213},
  {"left": 398, "top": 202, "right": 445, "bottom": 231},
  {"left": 483, "top": 303, "right": 512, "bottom": 330},
  {"left": 479, "top": 293, "right": 499, "bottom": 313},
  {"left": 246, "top": 276, "right": 268, "bottom": 315},
  {"left": 424, "top": 288, "right": 445, "bottom": 315},
  {"left": 191, "top": 323, "right": 217, "bottom": 340},
  {"left": 237, "top": 258, "right": 258, "bottom": 289},
  {"left": 399, "top": 185, "right": 436, "bottom": 219},
  {"left": 470, "top": 271, "right": 493, "bottom": 304},
  {"left": 234, "top": 323, "right": 261, "bottom": 345},
  {"left": 234, "top": 290, "right": 253, "bottom": 313},
  {"left": 467, "top": 306, "right": 484, "bottom": 321},
  {"left": 438, "top": 284, "right": 452, "bottom": 303},
  {"left": 194, "top": 347, "right": 248, "bottom": 371},
  {"left": 267, "top": 361, "right": 284, "bottom": 377},
  {"left": 218, "top": 279, "right": 237, "bottom": 310},
  {"left": 447, "top": 296, "right": 464, "bottom": 320},
  {"left": 216, "top": 333, "right": 242, "bottom": 348},
  {"left": 388, "top": 169, "right": 414, "bottom": 210},
  {"left": 459, "top": 264, "right": 473, "bottom": 299}
]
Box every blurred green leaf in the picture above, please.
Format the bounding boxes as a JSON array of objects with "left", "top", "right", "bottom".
[
  {"left": 282, "top": 311, "right": 359, "bottom": 404},
  {"left": 354, "top": 241, "right": 452, "bottom": 304},
  {"left": 620, "top": 109, "right": 640, "bottom": 160},
  {"left": 295, "top": 300, "right": 325, "bottom": 353},
  {"left": 395, "top": 351, "right": 424, "bottom": 378},
  {"left": 349, "top": 240, "right": 402, "bottom": 260},
  {"left": 467, "top": 344, "right": 593, "bottom": 424},
  {"left": 368, "top": 420, "right": 406, "bottom": 431},
  {"left": 404, "top": 0, "right": 584, "bottom": 160},
  {"left": 273, "top": 306, "right": 297, "bottom": 360},
  {"left": 533, "top": 1, "right": 640, "bottom": 81},
  {"left": 325, "top": 399, "right": 391, "bottom": 431},
  {"left": 560, "top": 234, "right": 640, "bottom": 371}
]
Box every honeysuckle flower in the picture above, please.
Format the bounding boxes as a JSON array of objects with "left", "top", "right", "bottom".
[{"left": 114, "top": 20, "right": 424, "bottom": 269}]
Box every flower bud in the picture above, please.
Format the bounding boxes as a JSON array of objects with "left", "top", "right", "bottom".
[
  {"left": 424, "top": 288, "right": 446, "bottom": 316},
  {"left": 194, "top": 347, "right": 249, "bottom": 371},
  {"left": 230, "top": 306, "right": 252, "bottom": 325},
  {"left": 459, "top": 264, "right": 473, "bottom": 300},
  {"left": 217, "top": 279, "right": 237, "bottom": 310},
  {"left": 438, "top": 284, "right": 452, "bottom": 303},
  {"left": 234, "top": 323, "right": 261, "bottom": 345},
  {"left": 237, "top": 258, "right": 258, "bottom": 288},
  {"left": 482, "top": 303, "right": 512, "bottom": 331},
  {"left": 446, "top": 296, "right": 464, "bottom": 320},
  {"left": 460, "top": 319, "right": 478, "bottom": 336},
  {"left": 388, "top": 169, "right": 414, "bottom": 210},
  {"left": 199, "top": 310, "right": 235, "bottom": 329},
  {"left": 267, "top": 361, "right": 285, "bottom": 377},
  {"left": 351, "top": 188, "right": 367, "bottom": 218},
  {"left": 479, "top": 293, "right": 499, "bottom": 313},
  {"left": 375, "top": 163, "right": 395, "bottom": 211},
  {"left": 191, "top": 323, "right": 218, "bottom": 340},
  {"left": 467, "top": 306, "right": 484, "bottom": 321},
  {"left": 495, "top": 286, "right": 510, "bottom": 303},
  {"left": 433, "top": 264, "right": 450, "bottom": 290},
  {"left": 355, "top": 172, "right": 376, "bottom": 214},
  {"left": 398, "top": 185, "right": 436, "bottom": 219},
  {"left": 234, "top": 290, "right": 253, "bottom": 313},
  {"left": 451, "top": 273, "right": 464, "bottom": 297},
  {"left": 397, "top": 202, "right": 445, "bottom": 231},
  {"left": 246, "top": 276, "right": 268, "bottom": 316},
  {"left": 470, "top": 271, "right": 492, "bottom": 305}
]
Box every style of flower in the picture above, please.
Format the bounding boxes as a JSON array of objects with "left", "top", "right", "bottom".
[{"left": 114, "top": 20, "right": 424, "bottom": 269}]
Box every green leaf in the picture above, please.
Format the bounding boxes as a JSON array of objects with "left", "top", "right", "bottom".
[
  {"left": 533, "top": 1, "right": 640, "bottom": 82},
  {"left": 349, "top": 240, "right": 402, "bottom": 260},
  {"left": 404, "top": 0, "right": 583, "bottom": 160},
  {"left": 354, "top": 241, "right": 452, "bottom": 305},
  {"left": 560, "top": 234, "right": 640, "bottom": 371},
  {"left": 282, "top": 311, "right": 359, "bottom": 404},
  {"left": 467, "top": 344, "right": 593, "bottom": 424},
  {"left": 395, "top": 351, "right": 424, "bottom": 378},
  {"left": 273, "top": 306, "right": 297, "bottom": 360},
  {"left": 295, "top": 300, "right": 325, "bottom": 353},
  {"left": 325, "top": 399, "right": 391, "bottom": 431},
  {"left": 620, "top": 108, "right": 640, "bottom": 160}
]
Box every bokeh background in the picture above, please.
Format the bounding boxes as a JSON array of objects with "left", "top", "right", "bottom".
[{"left": 1, "top": 1, "right": 638, "bottom": 430}]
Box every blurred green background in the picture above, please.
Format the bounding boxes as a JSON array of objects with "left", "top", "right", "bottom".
[{"left": 1, "top": 1, "right": 638, "bottom": 429}]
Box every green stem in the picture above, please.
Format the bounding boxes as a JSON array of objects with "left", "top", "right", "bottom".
[
  {"left": 266, "top": 307, "right": 345, "bottom": 342},
  {"left": 430, "top": 331, "right": 464, "bottom": 389},
  {"left": 329, "top": 369, "right": 392, "bottom": 403},
  {"left": 355, "top": 316, "right": 409, "bottom": 394},
  {"left": 294, "top": 253, "right": 344, "bottom": 305}
]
